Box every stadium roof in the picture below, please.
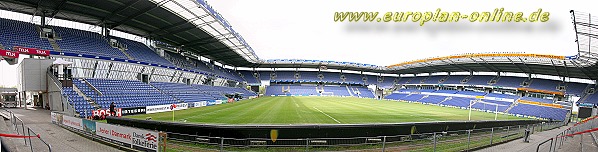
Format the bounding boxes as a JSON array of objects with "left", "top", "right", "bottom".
[{"left": 0, "top": 0, "right": 259, "bottom": 66}]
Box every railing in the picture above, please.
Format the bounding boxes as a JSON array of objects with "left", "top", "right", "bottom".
[
  {"left": 537, "top": 116, "right": 598, "bottom": 152},
  {"left": 46, "top": 67, "right": 76, "bottom": 116},
  {"left": 162, "top": 121, "right": 563, "bottom": 152},
  {"left": 1, "top": 109, "right": 52, "bottom": 152}
]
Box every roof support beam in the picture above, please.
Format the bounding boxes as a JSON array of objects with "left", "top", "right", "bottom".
[
  {"left": 563, "top": 61, "right": 570, "bottom": 78},
  {"left": 470, "top": 57, "right": 499, "bottom": 72},
  {"left": 506, "top": 58, "right": 528, "bottom": 73},
  {"left": 549, "top": 60, "right": 562, "bottom": 78},
  {"left": 517, "top": 57, "right": 535, "bottom": 73},
  {"left": 155, "top": 20, "right": 219, "bottom": 37},
  {"left": 110, "top": 0, "right": 168, "bottom": 28},
  {"left": 569, "top": 60, "right": 594, "bottom": 79},
  {"left": 48, "top": 0, "right": 67, "bottom": 18},
  {"left": 440, "top": 60, "right": 471, "bottom": 72},
  {"left": 97, "top": 0, "right": 141, "bottom": 25}
]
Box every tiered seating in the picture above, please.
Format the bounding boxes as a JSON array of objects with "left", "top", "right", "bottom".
[
  {"left": 485, "top": 93, "right": 519, "bottom": 99},
  {"left": 239, "top": 71, "right": 260, "bottom": 84},
  {"left": 519, "top": 96, "right": 553, "bottom": 104},
  {"left": 212, "top": 66, "right": 243, "bottom": 81},
  {"left": 343, "top": 73, "right": 363, "bottom": 84},
  {"left": 85, "top": 79, "right": 176, "bottom": 109},
  {"left": 423, "top": 76, "right": 444, "bottom": 84},
  {"left": 396, "top": 77, "right": 411, "bottom": 84},
  {"left": 384, "top": 93, "right": 410, "bottom": 100},
  {"left": 529, "top": 78, "right": 561, "bottom": 91},
  {"left": 406, "top": 76, "right": 426, "bottom": 84},
  {"left": 265, "top": 85, "right": 288, "bottom": 96},
  {"left": 419, "top": 95, "right": 447, "bottom": 104},
  {"left": 494, "top": 77, "right": 526, "bottom": 88},
  {"left": 322, "top": 72, "right": 342, "bottom": 83},
  {"left": 419, "top": 89, "right": 436, "bottom": 92},
  {"left": 565, "top": 82, "right": 589, "bottom": 96},
  {"left": 219, "top": 86, "right": 258, "bottom": 97},
  {"left": 378, "top": 77, "right": 395, "bottom": 88},
  {"left": 289, "top": 85, "right": 319, "bottom": 96},
  {"left": 151, "top": 82, "right": 219, "bottom": 103},
  {"left": 509, "top": 104, "right": 568, "bottom": 120},
  {"left": 467, "top": 75, "right": 494, "bottom": 85},
  {"left": 114, "top": 37, "right": 174, "bottom": 67},
  {"left": 583, "top": 93, "right": 598, "bottom": 104},
  {"left": 434, "top": 90, "right": 459, "bottom": 94},
  {"left": 442, "top": 97, "right": 473, "bottom": 107},
  {"left": 456, "top": 91, "right": 486, "bottom": 96},
  {"left": 272, "top": 72, "right": 296, "bottom": 81},
  {"left": 473, "top": 100, "right": 512, "bottom": 112},
  {"left": 365, "top": 75, "right": 378, "bottom": 85},
  {"left": 323, "top": 86, "right": 351, "bottom": 96},
  {"left": 354, "top": 87, "right": 375, "bottom": 98},
  {"left": 0, "top": 18, "right": 53, "bottom": 50},
  {"left": 62, "top": 87, "right": 94, "bottom": 117},
  {"left": 401, "top": 94, "right": 425, "bottom": 101},
  {"left": 443, "top": 75, "right": 466, "bottom": 84},
  {"left": 301, "top": 72, "right": 319, "bottom": 81},
  {"left": 53, "top": 26, "right": 124, "bottom": 58}
]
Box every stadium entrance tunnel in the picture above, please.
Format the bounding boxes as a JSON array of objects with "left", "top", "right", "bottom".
[{"left": 107, "top": 117, "right": 548, "bottom": 143}]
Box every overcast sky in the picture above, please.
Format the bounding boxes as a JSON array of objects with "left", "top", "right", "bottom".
[
  {"left": 206, "top": 0, "right": 595, "bottom": 66},
  {"left": 1, "top": 0, "right": 596, "bottom": 87}
]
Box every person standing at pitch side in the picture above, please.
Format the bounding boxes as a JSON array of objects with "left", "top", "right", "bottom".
[{"left": 109, "top": 102, "right": 116, "bottom": 116}]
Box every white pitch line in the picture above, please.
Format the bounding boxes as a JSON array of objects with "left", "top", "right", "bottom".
[{"left": 313, "top": 107, "right": 341, "bottom": 124}]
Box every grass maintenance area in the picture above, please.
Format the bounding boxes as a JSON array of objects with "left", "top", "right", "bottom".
[{"left": 127, "top": 96, "right": 528, "bottom": 124}]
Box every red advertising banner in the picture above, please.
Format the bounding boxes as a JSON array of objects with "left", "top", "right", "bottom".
[
  {"left": 92, "top": 108, "right": 122, "bottom": 117},
  {"left": 13, "top": 46, "right": 50, "bottom": 56},
  {"left": 0, "top": 49, "right": 19, "bottom": 58}
]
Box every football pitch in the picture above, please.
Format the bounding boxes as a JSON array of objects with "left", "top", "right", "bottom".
[{"left": 127, "top": 96, "right": 528, "bottom": 124}]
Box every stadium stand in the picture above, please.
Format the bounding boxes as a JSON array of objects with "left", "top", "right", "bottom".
[
  {"left": 583, "top": 93, "right": 598, "bottom": 104},
  {"left": 419, "top": 95, "right": 448, "bottom": 104},
  {"left": 485, "top": 93, "right": 519, "bottom": 99},
  {"left": 322, "top": 72, "right": 342, "bottom": 83},
  {"left": 493, "top": 76, "right": 526, "bottom": 88},
  {"left": 353, "top": 86, "right": 376, "bottom": 98},
  {"left": 150, "top": 82, "right": 220, "bottom": 103},
  {"left": 442, "top": 97, "right": 473, "bottom": 107},
  {"left": 62, "top": 87, "right": 94, "bottom": 117},
  {"left": 466, "top": 75, "right": 495, "bottom": 85},
  {"left": 529, "top": 78, "right": 562, "bottom": 91},
  {"left": 519, "top": 96, "right": 554, "bottom": 104},
  {"left": 422, "top": 76, "right": 444, "bottom": 84},
  {"left": 0, "top": 18, "right": 53, "bottom": 50},
  {"left": 365, "top": 75, "right": 378, "bottom": 85},
  {"left": 239, "top": 71, "right": 260, "bottom": 84},
  {"left": 456, "top": 91, "right": 486, "bottom": 96},
  {"left": 113, "top": 37, "right": 175, "bottom": 67},
  {"left": 565, "top": 82, "right": 589, "bottom": 96},
  {"left": 85, "top": 79, "right": 177, "bottom": 109},
  {"left": 442, "top": 75, "right": 467, "bottom": 84},
  {"left": 53, "top": 26, "right": 125, "bottom": 58},
  {"left": 384, "top": 93, "right": 409, "bottom": 100},
  {"left": 323, "top": 86, "right": 351, "bottom": 96},
  {"left": 508, "top": 104, "right": 568, "bottom": 120}
]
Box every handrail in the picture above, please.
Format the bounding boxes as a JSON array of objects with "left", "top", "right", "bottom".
[{"left": 1, "top": 109, "right": 52, "bottom": 151}]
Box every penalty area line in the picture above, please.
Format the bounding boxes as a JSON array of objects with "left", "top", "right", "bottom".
[{"left": 313, "top": 107, "right": 341, "bottom": 124}]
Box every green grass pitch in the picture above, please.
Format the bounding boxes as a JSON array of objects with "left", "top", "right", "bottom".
[{"left": 127, "top": 96, "right": 528, "bottom": 124}]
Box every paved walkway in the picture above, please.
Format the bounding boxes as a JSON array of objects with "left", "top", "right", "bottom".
[
  {"left": 477, "top": 124, "right": 598, "bottom": 152},
  {"left": 3, "top": 108, "right": 122, "bottom": 152}
]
